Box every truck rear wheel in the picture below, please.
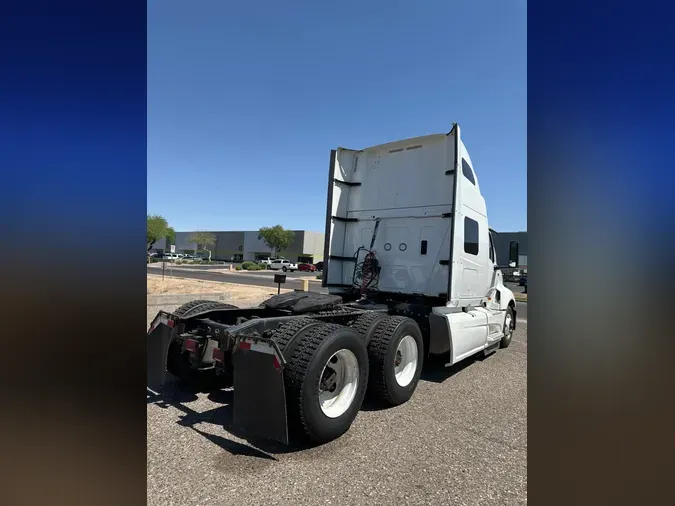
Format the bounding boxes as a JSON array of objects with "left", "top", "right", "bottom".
[
  {"left": 284, "top": 323, "right": 369, "bottom": 444},
  {"left": 349, "top": 311, "right": 389, "bottom": 346},
  {"left": 173, "top": 300, "right": 238, "bottom": 318},
  {"left": 367, "top": 316, "right": 424, "bottom": 406}
]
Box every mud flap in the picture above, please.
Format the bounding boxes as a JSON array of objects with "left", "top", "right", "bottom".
[
  {"left": 232, "top": 346, "right": 289, "bottom": 445},
  {"left": 147, "top": 317, "right": 175, "bottom": 389}
]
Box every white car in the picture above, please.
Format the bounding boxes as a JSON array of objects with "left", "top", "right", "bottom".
[
  {"left": 258, "top": 257, "right": 287, "bottom": 266},
  {"left": 268, "top": 259, "right": 297, "bottom": 272}
]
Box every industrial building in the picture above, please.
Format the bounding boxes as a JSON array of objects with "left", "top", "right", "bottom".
[
  {"left": 151, "top": 230, "right": 325, "bottom": 264},
  {"left": 491, "top": 230, "right": 528, "bottom": 269},
  {"left": 150, "top": 227, "right": 527, "bottom": 269}
]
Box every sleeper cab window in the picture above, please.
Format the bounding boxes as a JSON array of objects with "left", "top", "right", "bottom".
[
  {"left": 462, "top": 159, "right": 476, "bottom": 185},
  {"left": 464, "top": 217, "right": 479, "bottom": 255}
]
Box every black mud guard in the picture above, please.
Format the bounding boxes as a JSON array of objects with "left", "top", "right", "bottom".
[
  {"left": 147, "top": 313, "right": 177, "bottom": 389},
  {"left": 232, "top": 340, "right": 289, "bottom": 445}
]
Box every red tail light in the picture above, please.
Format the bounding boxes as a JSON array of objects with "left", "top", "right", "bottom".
[{"left": 212, "top": 348, "right": 225, "bottom": 362}]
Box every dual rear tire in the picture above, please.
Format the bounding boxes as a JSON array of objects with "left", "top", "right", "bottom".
[
  {"left": 277, "top": 313, "right": 425, "bottom": 444},
  {"left": 280, "top": 322, "right": 369, "bottom": 444},
  {"left": 365, "top": 316, "right": 424, "bottom": 406}
]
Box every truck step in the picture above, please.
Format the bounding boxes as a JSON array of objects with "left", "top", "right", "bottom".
[
  {"left": 487, "top": 332, "right": 504, "bottom": 343},
  {"left": 483, "top": 341, "right": 500, "bottom": 357}
]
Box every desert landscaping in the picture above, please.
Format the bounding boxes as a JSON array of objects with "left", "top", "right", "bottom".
[{"left": 147, "top": 274, "right": 292, "bottom": 327}]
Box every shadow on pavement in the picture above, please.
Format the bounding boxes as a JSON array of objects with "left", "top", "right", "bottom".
[
  {"left": 147, "top": 383, "right": 317, "bottom": 459},
  {"left": 147, "top": 351, "right": 490, "bottom": 457}
]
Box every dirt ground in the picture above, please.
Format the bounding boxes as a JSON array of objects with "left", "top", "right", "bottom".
[{"left": 147, "top": 274, "right": 292, "bottom": 327}]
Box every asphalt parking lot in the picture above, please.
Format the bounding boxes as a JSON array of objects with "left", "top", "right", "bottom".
[{"left": 147, "top": 323, "right": 527, "bottom": 505}]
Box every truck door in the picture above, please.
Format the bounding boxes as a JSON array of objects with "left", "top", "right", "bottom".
[{"left": 448, "top": 131, "right": 490, "bottom": 309}]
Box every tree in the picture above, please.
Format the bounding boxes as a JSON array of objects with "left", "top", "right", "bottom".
[
  {"left": 188, "top": 231, "right": 217, "bottom": 261},
  {"left": 147, "top": 214, "right": 175, "bottom": 251},
  {"left": 258, "top": 225, "right": 295, "bottom": 258}
]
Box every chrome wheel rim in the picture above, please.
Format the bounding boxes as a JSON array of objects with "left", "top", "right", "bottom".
[
  {"left": 318, "top": 349, "right": 359, "bottom": 418},
  {"left": 504, "top": 313, "right": 513, "bottom": 337},
  {"left": 394, "top": 335, "right": 418, "bottom": 387}
]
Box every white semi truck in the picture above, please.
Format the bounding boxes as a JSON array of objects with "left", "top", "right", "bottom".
[{"left": 147, "top": 123, "right": 518, "bottom": 445}]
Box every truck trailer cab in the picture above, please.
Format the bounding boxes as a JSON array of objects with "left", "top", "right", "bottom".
[
  {"left": 147, "top": 122, "right": 518, "bottom": 447},
  {"left": 323, "top": 123, "right": 517, "bottom": 365}
]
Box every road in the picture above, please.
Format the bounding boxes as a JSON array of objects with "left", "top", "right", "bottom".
[
  {"left": 147, "top": 323, "right": 527, "bottom": 505},
  {"left": 148, "top": 265, "right": 326, "bottom": 293}
]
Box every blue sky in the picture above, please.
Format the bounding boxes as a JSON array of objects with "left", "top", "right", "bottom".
[{"left": 148, "top": 0, "right": 526, "bottom": 233}]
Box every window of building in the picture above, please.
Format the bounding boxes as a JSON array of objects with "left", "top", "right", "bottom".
[
  {"left": 462, "top": 159, "right": 476, "bottom": 186},
  {"left": 464, "top": 217, "right": 479, "bottom": 255}
]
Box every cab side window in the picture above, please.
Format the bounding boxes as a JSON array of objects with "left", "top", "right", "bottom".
[
  {"left": 462, "top": 159, "right": 476, "bottom": 186},
  {"left": 488, "top": 232, "right": 494, "bottom": 262},
  {"left": 464, "top": 217, "right": 479, "bottom": 255}
]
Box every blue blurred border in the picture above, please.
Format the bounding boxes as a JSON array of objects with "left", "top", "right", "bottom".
[
  {"left": 1, "top": 1, "right": 146, "bottom": 251},
  {"left": 0, "top": 2, "right": 147, "bottom": 504},
  {"left": 529, "top": 2, "right": 675, "bottom": 504}
]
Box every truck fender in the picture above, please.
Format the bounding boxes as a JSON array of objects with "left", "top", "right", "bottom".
[{"left": 428, "top": 311, "right": 452, "bottom": 356}]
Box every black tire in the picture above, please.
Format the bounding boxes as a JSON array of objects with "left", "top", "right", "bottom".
[
  {"left": 266, "top": 317, "right": 322, "bottom": 357},
  {"left": 173, "top": 300, "right": 238, "bottom": 318},
  {"left": 349, "top": 311, "right": 389, "bottom": 346},
  {"left": 284, "top": 323, "right": 369, "bottom": 444},
  {"left": 282, "top": 266, "right": 288, "bottom": 272},
  {"left": 367, "top": 316, "right": 424, "bottom": 406},
  {"left": 500, "top": 306, "right": 515, "bottom": 349},
  {"left": 267, "top": 265, "right": 271, "bottom": 270}
]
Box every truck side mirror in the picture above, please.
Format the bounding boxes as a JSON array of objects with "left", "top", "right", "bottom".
[{"left": 509, "top": 241, "right": 519, "bottom": 267}]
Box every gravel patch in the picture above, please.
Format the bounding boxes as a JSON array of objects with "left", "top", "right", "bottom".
[
  {"left": 146, "top": 279, "right": 291, "bottom": 328},
  {"left": 147, "top": 324, "right": 527, "bottom": 505}
]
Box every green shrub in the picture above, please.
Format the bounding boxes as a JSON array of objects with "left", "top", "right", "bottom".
[
  {"left": 241, "top": 261, "right": 258, "bottom": 270},
  {"left": 316, "top": 273, "right": 322, "bottom": 279},
  {"left": 235, "top": 265, "right": 243, "bottom": 271}
]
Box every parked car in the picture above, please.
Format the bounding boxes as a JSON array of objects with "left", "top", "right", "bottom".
[
  {"left": 314, "top": 261, "right": 323, "bottom": 271},
  {"left": 268, "top": 259, "right": 297, "bottom": 272},
  {"left": 257, "top": 257, "right": 278, "bottom": 266},
  {"left": 298, "top": 263, "right": 317, "bottom": 272},
  {"left": 259, "top": 257, "right": 288, "bottom": 267},
  {"left": 163, "top": 252, "right": 182, "bottom": 261}
]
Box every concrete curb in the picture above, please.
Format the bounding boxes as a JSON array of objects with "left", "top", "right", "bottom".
[{"left": 147, "top": 293, "right": 231, "bottom": 307}]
